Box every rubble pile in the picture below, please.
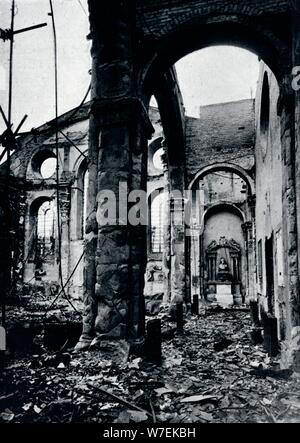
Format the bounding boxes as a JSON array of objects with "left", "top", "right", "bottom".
[{"left": 0, "top": 309, "right": 299, "bottom": 423}]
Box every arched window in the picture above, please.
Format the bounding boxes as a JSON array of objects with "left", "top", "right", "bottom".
[
  {"left": 260, "top": 72, "right": 270, "bottom": 135},
  {"left": 76, "top": 158, "right": 89, "bottom": 240},
  {"left": 37, "top": 201, "right": 56, "bottom": 259},
  {"left": 150, "top": 192, "right": 166, "bottom": 253},
  {"left": 260, "top": 72, "right": 270, "bottom": 157},
  {"left": 28, "top": 197, "right": 56, "bottom": 264},
  {"left": 152, "top": 147, "right": 164, "bottom": 171},
  {"left": 148, "top": 137, "right": 164, "bottom": 176}
]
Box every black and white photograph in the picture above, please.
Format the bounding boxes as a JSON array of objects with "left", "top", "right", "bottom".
[{"left": 0, "top": 0, "right": 300, "bottom": 434}]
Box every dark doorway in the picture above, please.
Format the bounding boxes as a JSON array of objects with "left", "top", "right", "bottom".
[{"left": 265, "top": 234, "right": 275, "bottom": 314}]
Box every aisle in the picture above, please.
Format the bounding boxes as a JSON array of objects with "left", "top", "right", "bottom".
[{"left": 0, "top": 309, "right": 299, "bottom": 423}]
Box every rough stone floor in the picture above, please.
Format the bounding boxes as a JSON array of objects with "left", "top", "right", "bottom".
[{"left": 0, "top": 303, "right": 300, "bottom": 423}]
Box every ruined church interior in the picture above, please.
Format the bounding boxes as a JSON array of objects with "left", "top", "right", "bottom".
[{"left": 0, "top": 0, "right": 300, "bottom": 426}]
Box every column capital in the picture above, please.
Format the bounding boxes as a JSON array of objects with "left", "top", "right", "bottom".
[
  {"left": 90, "top": 96, "right": 154, "bottom": 139},
  {"left": 242, "top": 221, "right": 253, "bottom": 232}
]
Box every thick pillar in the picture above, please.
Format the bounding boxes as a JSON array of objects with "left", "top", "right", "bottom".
[
  {"left": 293, "top": 0, "right": 300, "bottom": 294},
  {"left": 279, "top": 90, "right": 299, "bottom": 327},
  {"left": 77, "top": 0, "right": 153, "bottom": 350},
  {"left": 169, "top": 196, "right": 186, "bottom": 308},
  {"left": 278, "top": 78, "right": 300, "bottom": 367},
  {"left": 190, "top": 185, "right": 203, "bottom": 300},
  {"left": 93, "top": 99, "right": 151, "bottom": 343},
  {"left": 190, "top": 229, "right": 200, "bottom": 300},
  {"left": 242, "top": 221, "right": 255, "bottom": 304},
  {"left": 291, "top": 0, "right": 300, "bottom": 369},
  {"left": 248, "top": 195, "right": 257, "bottom": 302}
]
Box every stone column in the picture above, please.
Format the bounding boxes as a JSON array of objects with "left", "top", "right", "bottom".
[
  {"left": 189, "top": 184, "right": 203, "bottom": 300},
  {"left": 242, "top": 221, "right": 255, "bottom": 304},
  {"left": 169, "top": 196, "right": 186, "bottom": 311},
  {"left": 75, "top": 114, "right": 99, "bottom": 350},
  {"left": 92, "top": 100, "right": 151, "bottom": 345},
  {"left": 77, "top": 0, "right": 153, "bottom": 350},
  {"left": 59, "top": 188, "right": 71, "bottom": 290},
  {"left": 167, "top": 159, "right": 186, "bottom": 313},
  {"left": 161, "top": 150, "right": 171, "bottom": 304},
  {"left": 16, "top": 191, "right": 27, "bottom": 286}
]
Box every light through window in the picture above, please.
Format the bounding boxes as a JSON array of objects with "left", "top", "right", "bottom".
[{"left": 151, "top": 192, "right": 166, "bottom": 253}]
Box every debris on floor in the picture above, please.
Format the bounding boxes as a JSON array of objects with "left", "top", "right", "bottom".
[{"left": 0, "top": 307, "right": 299, "bottom": 423}]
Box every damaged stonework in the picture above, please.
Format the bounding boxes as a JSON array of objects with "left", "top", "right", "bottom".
[
  {"left": 8, "top": 113, "right": 91, "bottom": 300},
  {"left": 76, "top": 1, "right": 154, "bottom": 349},
  {"left": 281, "top": 326, "right": 300, "bottom": 371},
  {"left": 255, "top": 63, "right": 300, "bottom": 369},
  {"left": 1, "top": 0, "right": 300, "bottom": 373}
]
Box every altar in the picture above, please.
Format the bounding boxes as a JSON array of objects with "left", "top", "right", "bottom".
[
  {"left": 205, "top": 237, "right": 242, "bottom": 307},
  {"left": 216, "top": 283, "right": 233, "bottom": 307}
]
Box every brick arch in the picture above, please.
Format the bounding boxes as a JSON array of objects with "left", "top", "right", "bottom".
[
  {"left": 138, "top": 1, "right": 289, "bottom": 39},
  {"left": 202, "top": 202, "right": 246, "bottom": 226},
  {"left": 149, "top": 68, "right": 185, "bottom": 173},
  {"left": 139, "top": 4, "right": 291, "bottom": 94},
  {"left": 188, "top": 162, "right": 255, "bottom": 196}
]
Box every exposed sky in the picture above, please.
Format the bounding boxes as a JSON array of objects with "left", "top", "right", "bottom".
[
  {"left": 0, "top": 0, "right": 91, "bottom": 134},
  {"left": 0, "top": 0, "right": 260, "bottom": 134},
  {"left": 176, "top": 47, "right": 259, "bottom": 117}
]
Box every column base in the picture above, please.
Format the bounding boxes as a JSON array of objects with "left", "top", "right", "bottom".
[{"left": 128, "top": 336, "right": 145, "bottom": 357}]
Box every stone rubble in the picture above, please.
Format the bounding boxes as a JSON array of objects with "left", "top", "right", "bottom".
[{"left": 1, "top": 308, "right": 299, "bottom": 423}]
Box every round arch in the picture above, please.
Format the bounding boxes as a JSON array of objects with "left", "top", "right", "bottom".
[
  {"left": 188, "top": 162, "right": 255, "bottom": 196},
  {"left": 201, "top": 202, "right": 246, "bottom": 227},
  {"left": 72, "top": 152, "right": 89, "bottom": 177},
  {"left": 27, "top": 195, "right": 56, "bottom": 263},
  {"left": 29, "top": 195, "right": 54, "bottom": 216},
  {"left": 148, "top": 186, "right": 165, "bottom": 221},
  {"left": 71, "top": 156, "right": 89, "bottom": 240},
  {"left": 148, "top": 137, "right": 163, "bottom": 156},
  {"left": 148, "top": 137, "right": 164, "bottom": 173},
  {"left": 140, "top": 11, "right": 290, "bottom": 101},
  {"left": 147, "top": 187, "right": 166, "bottom": 255},
  {"left": 27, "top": 148, "right": 57, "bottom": 181}
]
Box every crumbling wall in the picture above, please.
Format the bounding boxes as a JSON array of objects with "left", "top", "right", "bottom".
[
  {"left": 9, "top": 111, "right": 90, "bottom": 300},
  {"left": 0, "top": 175, "right": 23, "bottom": 299},
  {"left": 255, "top": 63, "right": 285, "bottom": 336}
]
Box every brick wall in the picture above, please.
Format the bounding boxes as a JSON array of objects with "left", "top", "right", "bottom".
[
  {"left": 137, "top": 0, "right": 290, "bottom": 38},
  {"left": 185, "top": 99, "right": 255, "bottom": 182}
]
